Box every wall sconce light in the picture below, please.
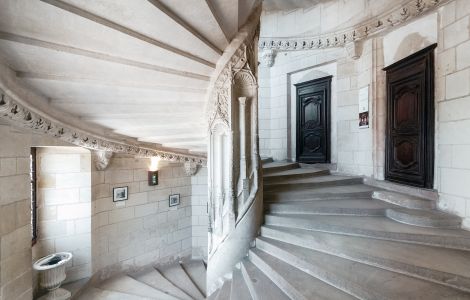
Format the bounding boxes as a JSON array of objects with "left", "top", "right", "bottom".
[{"left": 148, "top": 157, "right": 159, "bottom": 186}]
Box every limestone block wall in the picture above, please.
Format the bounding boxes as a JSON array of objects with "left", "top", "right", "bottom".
[
  {"left": 191, "top": 166, "right": 208, "bottom": 259},
  {"left": 0, "top": 123, "right": 67, "bottom": 300},
  {"left": 434, "top": 0, "right": 470, "bottom": 228},
  {"left": 91, "top": 155, "right": 194, "bottom": 277},
  {"left": 33, "top": 147, "right": 92, "bottom": 286},
  {"left": 335, "top": 40, "right": 374, "bottom": 176},
  {"left": 258, "top": 0, "right": 470, "bottom": 228}
]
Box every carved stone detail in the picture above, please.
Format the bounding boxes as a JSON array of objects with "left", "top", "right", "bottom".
[
  {"left": 259, "top": 0, "right": 450, "bottom": 52},
  {"left": 261, "top": 49, "right": 276, "bottom": 67},
  {"left": 184, "top": 161, "right": 199, "bottom": 176},
  {"left": 0, "top": 89, "right": 205, "bottom": 165},
  {"left": 92, "top": 150, "right": 113, "bottom": 171}
]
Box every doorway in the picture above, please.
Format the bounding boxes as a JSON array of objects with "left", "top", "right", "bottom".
[
  {"left": 295, "top": 76, "right": 332, "bottom": 164},
  {"left": 383, "top": 44, "right": 436, "bottom": 189}
]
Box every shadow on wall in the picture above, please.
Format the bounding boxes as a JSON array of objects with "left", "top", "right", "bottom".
[{"left": 394, "top": 32, "right": 431, "bottom": 63}]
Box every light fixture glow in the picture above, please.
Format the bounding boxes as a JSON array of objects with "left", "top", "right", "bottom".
[{"left": 149, "top": 157, "right": 160, "bottom": 171}]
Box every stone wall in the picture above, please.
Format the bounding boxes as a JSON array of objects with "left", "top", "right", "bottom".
[
  {"left": 0, "top": 123, "right": 66, "bottom": 300},
  {"left": 258, "top": 0, "right": 470, "bottom": 228},
  {"left": 434, "top": 0, "right": 470, "bottom": 228},
  {"left": 0, "top": 121, "right": 209, "bottom": 299},
  {"left": 191, "top": 166, "right": 208, "bottom": 259},
  {"left": 33, "top": 147, "right": 92, "bottom": 286},
  {"left": 91, "top": 155, "right": 194, "bottom": 278}
]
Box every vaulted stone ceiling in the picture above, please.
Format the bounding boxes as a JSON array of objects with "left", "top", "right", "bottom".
[{"left": 0, "top": 0, "right": 258, "bottom": 154}]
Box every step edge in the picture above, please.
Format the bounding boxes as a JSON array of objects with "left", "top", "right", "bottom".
[
  {"left": 248, "top": 249, "right": 308, "bottom": 300},
  {"left": 259, "top": 228, "right": 470, "bottom": 293},
  {"left": 264, "top": 215, "right": 470, "bottom": 251}
]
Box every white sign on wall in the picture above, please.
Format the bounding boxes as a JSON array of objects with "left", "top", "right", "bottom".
[{"left": 359, "top": 86, "right": 369, "bottom": 129}]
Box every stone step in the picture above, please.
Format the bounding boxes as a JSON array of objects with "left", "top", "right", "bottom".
[
  {"left": 181, "top": 260, "right": 207, "bottom": 297},
  {"left": 256, "top": 237, "right": 470, "bottom": 300},
  {"left": 266, "top": 199, "right": 396, "bottom": 216},
  {"left": 261, "top": 225, "right": 470, "bottom": 292},
  {"left": 215, "top": 279, "right": 232, "bottom": 300},
  {"left": 230, "top": 268, "right": 252, "bottom": 300},
  {"left": 263, "top": 167, "right": 330, "bottom": 182},
  {"left": 129, "top": 267, "right": 193, "bottom": 300},
  {"left": 386, "top": 208, "right": 462, "bottom": 229},
  {"left": 157, "top": 263, "right": 206, "bottom": 300},
  {"left": 76, "top": 287, "right": 150, "bottom": 300},
  {"left": 98, "top": 275, "right": 178, "bottom": 300},
  {"left": 207, "top": 290, "right": 219, "bottom": 300},
  {"left": 249, "top": 248, "right": 356, "bottom": 300},
  {"left": 264, "top": 187, "right": 373, "bottom": 202},
  {"left": 264, "top": 175, "right": 364, "bottom": 192},
  {"left": 240, "top": 258, "right": 289, "bottom": 300},
  {"left": 264, "top": 214, "right": 470, "bottom": 250},
  {"left": 372, "top": 190, "right": 436, "bottom": 209},
  {"left": 263, "top": 161, "right": 299, "bottom": 174},
  {"left": 261, "top": 157, "right": 274, "bottom": 164}
]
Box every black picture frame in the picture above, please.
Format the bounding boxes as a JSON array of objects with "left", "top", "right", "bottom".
[
  {"left": 169, "top": 194, "right": 180, "bottom": 207},
  {"left": 113, "top": 186, "right": 128, "bottom": 202}
]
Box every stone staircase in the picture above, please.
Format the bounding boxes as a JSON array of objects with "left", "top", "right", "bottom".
[
  {"left": 208, "top": 159, "right": 470, "bottom": 299},
  {"left": 76, "top": 260, "right": 206, "bottom": 300}
]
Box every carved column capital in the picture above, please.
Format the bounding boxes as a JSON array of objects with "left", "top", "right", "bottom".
[
  {"left": 184, "top": 161, "right": 199, "bottom": 176},
  {"left": 261, "top": 49, "right": 276, "bottom": 67},
  {"left": 92, "top": 150, "right": 113, "bottom": 171}
]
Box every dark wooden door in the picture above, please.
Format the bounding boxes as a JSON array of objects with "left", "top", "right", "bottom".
[
  {"left": 384, "top": 44, "right": 436, "bottom": 189},
  {"left": 295, "top": 76, "right": 331, "bottom": 164}
]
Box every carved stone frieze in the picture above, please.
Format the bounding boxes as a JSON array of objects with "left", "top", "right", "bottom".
[
  {"left": 92, "top": 150, "right": 113, "bottom": 171},
  {"left": 259, "top": 0, "right": 450, "bottom": 52},
  {"left": 0, "top": 90, "right": 206, "bottom": 164}
]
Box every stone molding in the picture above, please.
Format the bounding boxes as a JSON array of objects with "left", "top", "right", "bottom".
[
  {"left": 0, "top": 90, "right": 206, "bottom": 164},
  {"left": 259, "top": 0, "right": 450, "bottom": 52}
]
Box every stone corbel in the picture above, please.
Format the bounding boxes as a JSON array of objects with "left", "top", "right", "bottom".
[
  {"left": 92, "top": 150, "right": 113, "bottom": 171},
  {"left": 261, "top": 49, "right": 276, "bottom": 67},
  {"left": 345, "top": 41, "right": 363, "bottom": 60},
  {"left": 184, "top": 161, "right": 199, "bottom": 176}
]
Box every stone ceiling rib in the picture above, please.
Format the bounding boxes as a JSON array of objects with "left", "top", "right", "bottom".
[
  {"left": 0, "top": 32, "right": 209, "bottom": 81},
  {"left": 17, "top": 72, "right": 207, "bottom": 94},
  {"left": 39, "top": 0, "right": 216, "bottom": 68},
  {"left": 146, "top": 0, "right": 223, "bottom": 56},
  {"left": 204, "top": 0, "right": 231, "bottom": 44}
]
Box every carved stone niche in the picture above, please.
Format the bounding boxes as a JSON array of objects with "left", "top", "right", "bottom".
[
  {"left": 184, "top": 161, "right": 199, "bottom": 176},
  {"left": 92, "top": 150, "right": 113, "bottom": 171}
]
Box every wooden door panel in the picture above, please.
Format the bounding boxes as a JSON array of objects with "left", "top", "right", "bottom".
[
  {"left": 384, "top": 44, "right": 436, "bottom": 189},
  {"left": 295, "top": 76, "right": 331, "bottom": 164}
]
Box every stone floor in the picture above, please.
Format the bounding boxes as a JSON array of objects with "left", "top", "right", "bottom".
[{"left": 208, "top": 160, "right": 470, "bottom": 299}]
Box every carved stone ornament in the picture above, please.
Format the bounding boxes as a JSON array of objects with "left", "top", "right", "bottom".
[
  {"left": 92, "top": 150, "right": 113, "bottom": 171},
  {"left": 259, "top": 0, "right": 450, "bottom": 52},
  {"left": 345, "top": 41, "right": 363, "bottom": 60},
  {"left": 261, "top": 49, "right": 276, "bottom": 67},
  {"left": 0, "top": 90, "right": 206, "bottom": 165},
  {"left": 184, "top": 161, "right": 199, "bottom": 176}
]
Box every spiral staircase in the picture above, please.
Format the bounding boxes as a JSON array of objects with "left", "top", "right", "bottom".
[{"left": 207, "top": 159, "right": 470, "bottom": 300}]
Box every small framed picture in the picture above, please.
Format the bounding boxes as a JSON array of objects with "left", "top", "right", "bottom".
[
  {"left": 113, "top": 186, "right": 128, "bottom": 202},
  {"left": 169, "top": 194, "right": 180, "bottom": 207}
]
